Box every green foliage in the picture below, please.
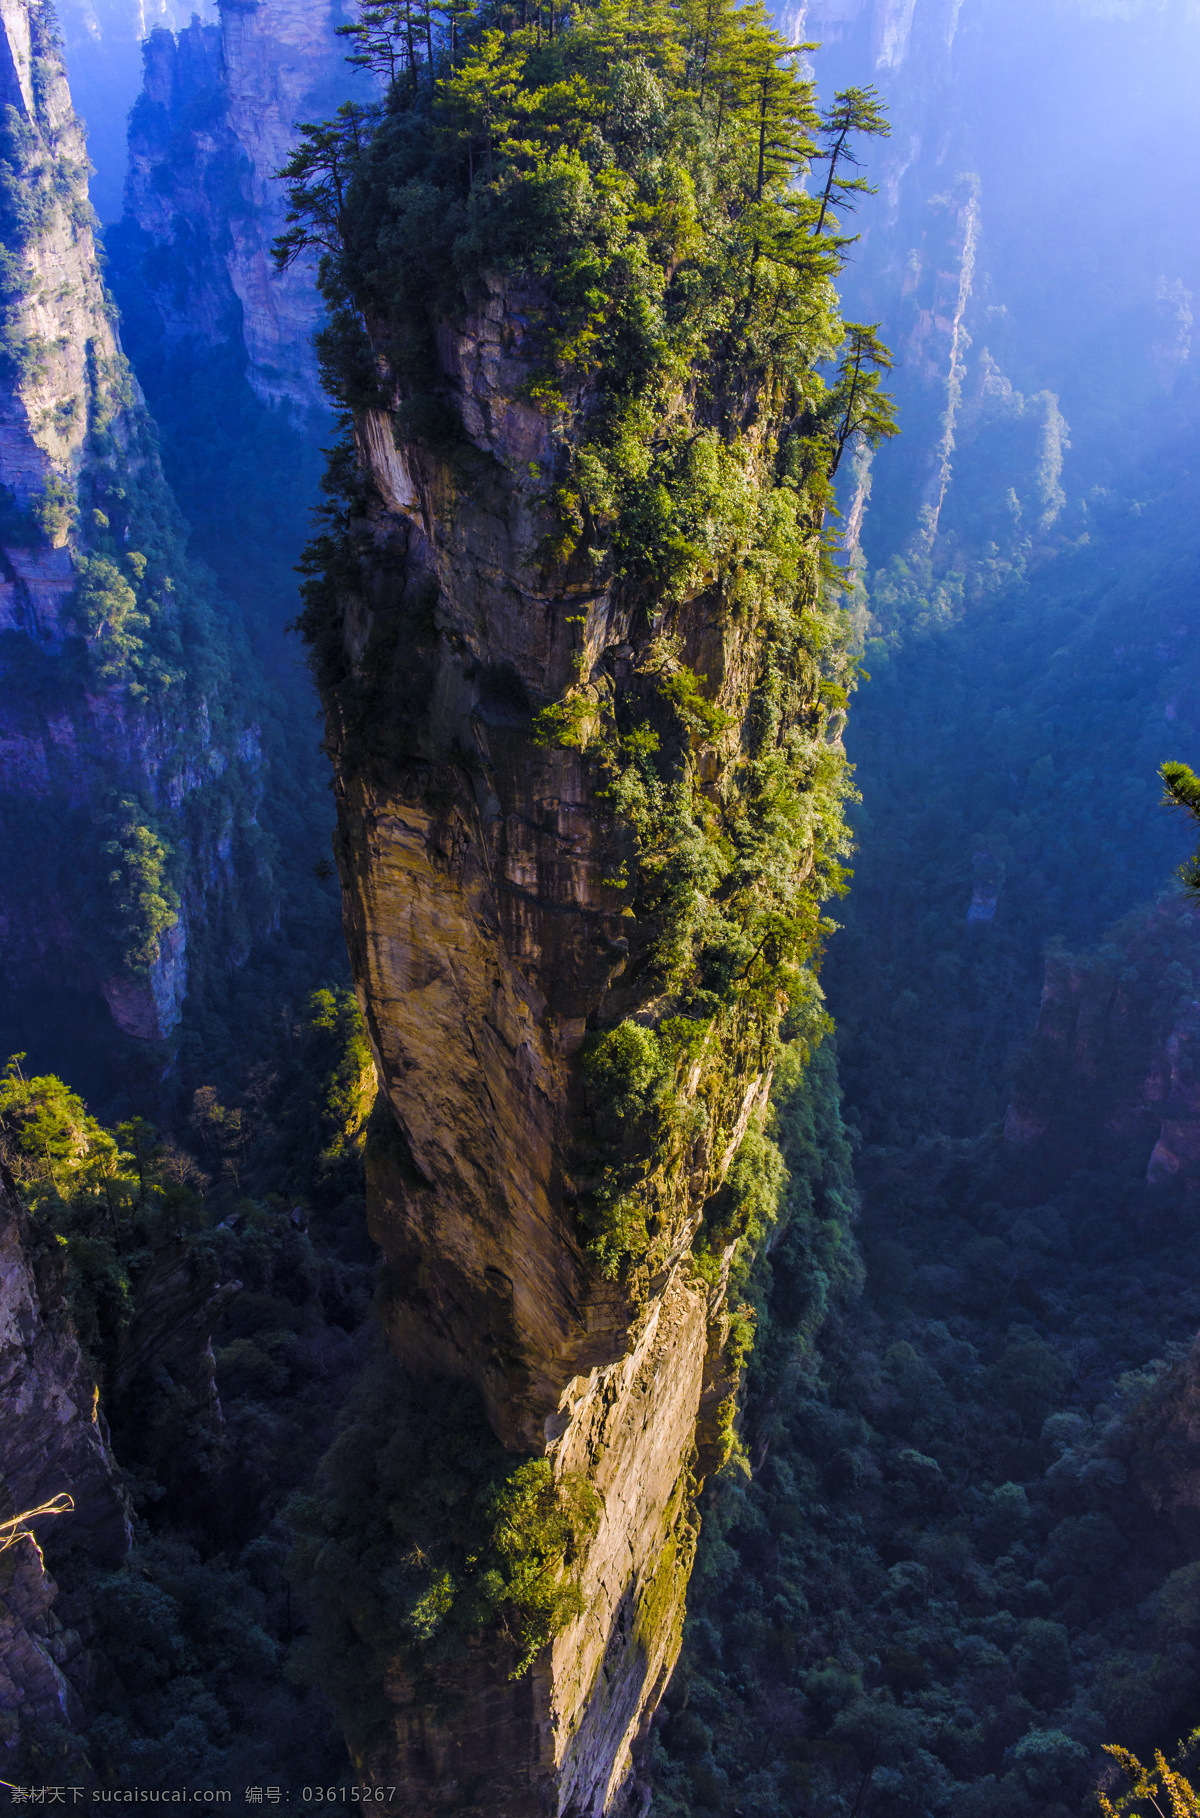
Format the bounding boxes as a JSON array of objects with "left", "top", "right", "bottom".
[
  {"left": 481, "top": 1458, "right": 603, "bottom": 1676},
  {"left": 89, "top": 260, "right": 351, "bottom": 1094},
  {"left": 827, "top": 445, "right": 1200, "bottom": 1148},
  {"left": 701, "top": 1112, "right": 785, "bottom": 1266},
  {"left": 0, "top": 1055, "right": 178, "bottom": 1358},
  {"left": 279, "top": 0, "right": 894, "bottom": 1299},
  {"left": 811, "top": 85, "right": 891, "bottom": 239},
  {"left": 74, "top": 556, "right": 150, "bottom": 684},
  {"left": 0, "top": 384, "right": 275, "bottom": 997},
  {"left": 97, "top": 802, "right": 180, "bottom": 978},
  {"left": 0, "top": 421, "right": 274, "bottom": 1015},
  {"left": 280, "top": 0, "right": 898, "bottom": 595},
  {"left": 302, "top": 988, "right": 377, "bottom": 1166},
  {"left": 651, "top": 1000, "right": 1200, "bottom": 1816},
  {"left": 0, "top": 5, "right": 283, "bottom": 1025},
  {"left": 1161, "top": 761, "right": 1200, "bottom": 892},
  {"left": 287, "top": 1360, "right": 603, "bottom": 1745},
  {"left": 0, "top": 985, "right": 381, "bottom": 1789},
  {"left": 31, "top": 471, "right": 75, "bottom": 542},
  {"left": 582, "top": 1020, "right": 669, "bottom": 1120}
]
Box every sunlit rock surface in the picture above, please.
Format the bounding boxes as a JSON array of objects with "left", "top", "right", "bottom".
[{"left": 316, "top": 267, "right": 799, "bottom": 1812}]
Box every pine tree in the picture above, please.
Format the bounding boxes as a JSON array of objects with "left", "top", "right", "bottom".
[
  {"left": 1162, "top": 760, "right": 1200, "bottom": 891},
  {"left": 813, "top": 84, "right": 891, "bottom": 237}
]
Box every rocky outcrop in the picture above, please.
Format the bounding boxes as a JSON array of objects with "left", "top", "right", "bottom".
[
  {"left": 333, "top": 290, "right": 737, "bottom": 1811},
  {"left": 115, "top": 0, "right": 368, "bottom": 409},
  {"left": 306, "top": 223, "right": 848, "bottom": 1804},
  {"left": 1004, "top": 889, "right": 1200, "bottom": 1189},
  {"left": 370, "top": 1271, "right": 707, "bottom": 1814},
  {"left": 792, "top": 0, "right": 964, "bottom": 74},
  {"left": 780, "top": 0, "right": 1077, "bottom": 598},
  {"left": 0, "top": 1536, "right": 87, "bottom": 1754},
  {"left": 0, "top": 1165, "right": 129, "bottom": 1761},
  {"left": 53, "top": 0, "right": 194, "bottom": 225},
  {"left": 113, "top": 1237, "right": 240, "bottom": 1432},
  {"left": 0, "top": 0, "right": 273, "bottom": 1047},
  {"left": 0, "top": 1173, "right": 130, "bottom": 1563},
  {"left": 791, "top": 0, "right": 1196, "bottom": 600}
]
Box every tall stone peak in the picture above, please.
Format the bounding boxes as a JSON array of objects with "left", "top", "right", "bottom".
[
  {"left": 789, "top": 0, "right": 963, "bottom": 70},
  {"left": 117, "top": 0, "right": 368, "bottom": 409},
  {"left": 0, "top": 0, "right": 273, "bottom": 1051},
  {"left": 0, "top": 0, "right": 124, "bottom": 518},
  {"left": 292, "top": 24, "right": 863, "bottom": 1783}
]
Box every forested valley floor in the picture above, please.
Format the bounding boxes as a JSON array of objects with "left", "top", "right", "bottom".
[{"left": 650, "top": 405, "right": 1200, "bottom": 1814}]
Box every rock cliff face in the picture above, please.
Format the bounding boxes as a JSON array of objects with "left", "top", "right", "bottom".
[
  {"left": 116, "top": 0, "right": 366, "bottom": 409},
  {"left": 0, "top": 0, "right": 272, "bottom": 1050},
  {"left": 53, "top": 0, "right": 194, "bottom": 225},
  {"left": 0, "top": 1164, "right": 130, "bottom": 1758},
  {"left": 303, "top": 193, "right": 852, "bottom": 1794},
  {"left": 326, "top": 281, "right": 769, "bottom": 1812},
  {"left": 1004, "top": 890, "right": 1200, "bottom": 1192},
  {"left": 790, "top": 0, "right": 961, "bottom": 71},
  {"left": 288, "top": 15, "right": 867, "bottom": 1795},
  {"left": 788, "top": 0, "right": 1076, "bottom": 575},
  {"left": 789, "top": 0, "right": 1200, "bottom": 588}
]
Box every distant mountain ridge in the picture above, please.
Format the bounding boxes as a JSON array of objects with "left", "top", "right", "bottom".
[
  {"left": 0, "top": 0, "right": 274, "bottom": 1061},
  {"left": 113, "top": 0, "right": 370, "bottom": 411}
]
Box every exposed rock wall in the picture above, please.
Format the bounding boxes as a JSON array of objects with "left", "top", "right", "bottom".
[
  {"left": 789, "top": 0, "right": 1069, "bottom": 571},
  {"left": 0, "top": 1177, "right": 130, "bottom": 1562},
  {"left": 1004, "top": 890, "right": 1200, "bottom": 1191},
  {"left": 0, "top": 1165, "right": 130, "bottom": 1759},
  {"left": 117, "top": 0, "right": 367, "bottom": 409},
  {"left": 368, "top": 1271, "right": 708, "bottom": 1814},
  {"left": 785, "top": 0, "right": 1199, "bottom": 590},
  {"left": 313, "top": 254, "right": 833, "bottom": 1811},
  {"left": 0, "top": 0, "right": 272, "bottom": 1046},
  {"left": 53, "top": 0, "right": 195, "bottom": 224}
]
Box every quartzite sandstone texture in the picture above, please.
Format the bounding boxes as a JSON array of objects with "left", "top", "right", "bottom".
[
  {"left": 0, "top": 0, "right": 269, "bottom": 1045},
  {"left": 321, "top": 275, "right": 778, "bottom": 1813},
  {"left": 0, "top": 1166, "right": 130, "bottom": 1757},
  {"left": 119, "top": 0, "right": 370, "bottom": 409}
]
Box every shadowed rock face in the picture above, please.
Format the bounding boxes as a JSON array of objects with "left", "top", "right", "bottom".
[
  {"left": 0, "top": 0, "right": 270, "bottom": 1047},
  {"left": 315, "top": 272, "right": 795, "bottom": 1812},
  {"left": 0, "top": 1166, "right": 130, "bottom": 1752},
  {"left": 119, "top": 0, "right": 371, "bottom": 410},
  {"left": 0, "top": 1170, "right": 130, "bottom": 1563},
  {"left": 1003, "top": 892, "right": 1200, "bottom": 1193}
]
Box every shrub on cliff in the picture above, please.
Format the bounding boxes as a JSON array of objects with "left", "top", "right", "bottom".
[
  {"left": 286, "top": 1359, "right": 605, "bottom": 1740},
  {"left": 278, "top": 0, "right": 895, "bottom": 1296},
  {"left": 582, "top": 1020, "right": 669, "bottom": 1123}
]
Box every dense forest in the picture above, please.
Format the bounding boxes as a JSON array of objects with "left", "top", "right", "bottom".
[
  {"left": 3, "top": 0, "right": 1200, "bottom": 1810},
  {"left": 645, "top": 3, "right": 1200, "bottom": 1807}
]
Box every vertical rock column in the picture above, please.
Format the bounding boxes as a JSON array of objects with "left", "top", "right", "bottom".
[
  {"left": 0, "top": 0, "right": 271, "bottom": 1045},
  {"left": 119, "top": 0, "right": 373, "bottom": 410},
  {"left": 317, "top": 276, "right": 800, "bottom": 1814}
]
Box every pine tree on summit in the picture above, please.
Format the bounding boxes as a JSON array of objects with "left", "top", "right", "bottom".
[
  {"left": 1161, "top": 760, "right": 1200, "bottom": 890},
  {"left": 813, "top": 84, "right": 891, "bottom": 237}
]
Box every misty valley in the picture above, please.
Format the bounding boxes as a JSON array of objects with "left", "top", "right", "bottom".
[{"left": 1, "top": 1, "right": 1200, "bottom": 1815}]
